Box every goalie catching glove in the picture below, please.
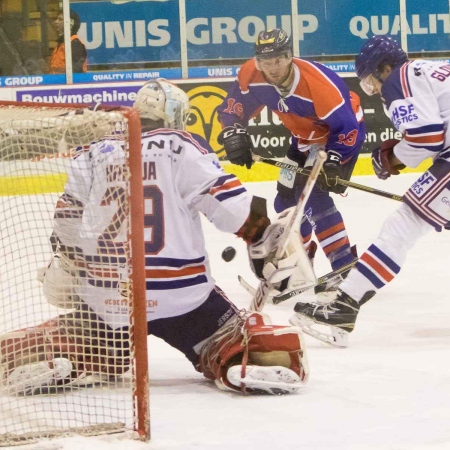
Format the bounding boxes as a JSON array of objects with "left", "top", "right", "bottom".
[
  {"left": 248, "top": 207, "right": 316, "bottom": 296},
  {"left": 371, "top": 139, "right": 405, "bottom": 180},
  {"left": 218, "top": 124, "right": 253, "bottom": 169}
]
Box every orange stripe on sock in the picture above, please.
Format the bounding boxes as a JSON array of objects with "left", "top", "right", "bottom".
[
  {"left": 316, "top": 222, "right": 345, "bottom": 241},
  {"left": 360, "top": 253, "right": 395, "bottom": 282},
  {"left": 322, "top": 236, "right": 350, "bottom": 255}
]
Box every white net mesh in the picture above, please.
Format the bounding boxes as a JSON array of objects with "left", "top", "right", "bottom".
[{"left": 0, "top": 103, "right": 146, "bottom": 445}]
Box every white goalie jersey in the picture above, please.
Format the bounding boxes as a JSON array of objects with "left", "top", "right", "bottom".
[{"left": 53, "top": 129, "right": 253, "bottom": 327}]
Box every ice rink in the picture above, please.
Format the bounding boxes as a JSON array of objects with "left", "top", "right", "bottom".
[{"left": 13, "top": 173, "right": 450, "bottom": 450}]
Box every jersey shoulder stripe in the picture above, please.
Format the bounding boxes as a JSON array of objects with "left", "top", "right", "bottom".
[
  {"left": 400, "top": 62, "right": 413, "bottom": 98},
  {"left": 209, "top": 174, "right": 245, "bottom": 200}
]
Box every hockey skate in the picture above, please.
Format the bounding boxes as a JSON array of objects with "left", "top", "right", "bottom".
[
  {"left": 314, "top": 245, "right": 357, "bottom": 305},
  {"left": 226, "top": 365, "right": 302, "bottom": 395},
  {"left": 1, "top": 357, "right": 73, "bottom": 396},
  {"left": 290, "top": 291, "right": 360, "bottom": 348}
]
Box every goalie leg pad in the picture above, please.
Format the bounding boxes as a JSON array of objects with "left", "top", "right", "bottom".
[
  {"left": 0, "top": 319, "right": 82, "bottom": 395},
  {"left": 198, "top": 312, "right": 309, "bottom": 394},
  {"left": 2, "top": 357, "right": 73, "bottom": 396},
  {"left": 0, "top": 310, "right": 131, "bottom": 394}
]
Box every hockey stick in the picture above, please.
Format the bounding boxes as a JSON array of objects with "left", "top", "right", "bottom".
[
  {"left": 249, "top": 150, "right": 327, "bottom": 311},
  {"left": 252, "top": 154, "right": 404, "bottom": 203},
  {"left": 239, "top": 259, "right": 356, "bottom": 304}
]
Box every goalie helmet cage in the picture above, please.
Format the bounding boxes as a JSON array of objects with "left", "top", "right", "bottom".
[{"left": 0, "top": 101, "right": 150, "bottom": 445}]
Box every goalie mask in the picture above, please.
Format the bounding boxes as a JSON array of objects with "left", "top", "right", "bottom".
[{"left": 133, "top": 79, "right": 190, "bottom": 130}]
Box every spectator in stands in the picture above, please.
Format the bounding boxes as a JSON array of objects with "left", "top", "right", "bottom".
[{"left": 49, "top": 10, "right": 87, "bottom": 74}]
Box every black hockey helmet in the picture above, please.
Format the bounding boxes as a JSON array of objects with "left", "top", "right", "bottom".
[{"left": 254, "top": 28, "right": 293, "bottom": 60}]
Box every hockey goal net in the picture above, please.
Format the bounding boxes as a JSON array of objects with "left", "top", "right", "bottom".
[{"left": 0, "top": 101, "right": 149, "bottom": 445}]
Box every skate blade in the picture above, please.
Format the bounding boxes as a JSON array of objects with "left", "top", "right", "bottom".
[{"left": 289, "top": 314, "right": 349, "bottom": 349}]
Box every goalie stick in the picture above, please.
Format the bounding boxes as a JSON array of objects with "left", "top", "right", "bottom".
[
  {"left": 248, "top": 150, "right": 326, "bottom": 312},
  {"left": 271, "top": 260, "right": 356, "bottom": 304},
  {"left": 239, "top": 259, "right": 356, "bottom": 304},
  {"left": 238, "top": 275, "right": 257, "bottom": 296}
]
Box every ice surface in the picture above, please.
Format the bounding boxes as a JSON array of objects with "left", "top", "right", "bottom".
[{"left": 11, "top": 174, "right": 450, "bottom": 450}]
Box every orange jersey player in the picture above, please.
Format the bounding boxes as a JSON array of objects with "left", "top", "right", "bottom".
[{"left": 218, "top": 28, "right": 366, "bottom": 301}]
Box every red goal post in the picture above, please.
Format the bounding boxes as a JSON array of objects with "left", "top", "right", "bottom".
[{"left": 0, "top": 101, "right": 149, "bottom": 444}]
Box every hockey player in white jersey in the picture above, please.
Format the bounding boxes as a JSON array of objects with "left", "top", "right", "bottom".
[
  {"left": 292, "top": 35, "right": 450, "bottom": 347},
  {"left": 1, "top": 79, "right": 310, "bottom": 395}
]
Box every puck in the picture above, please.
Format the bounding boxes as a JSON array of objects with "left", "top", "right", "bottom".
[{"left": 221, "top": 246, "right": 236, "bottom": 262}]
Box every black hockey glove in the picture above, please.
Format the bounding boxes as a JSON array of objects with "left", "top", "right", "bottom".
[
  {"left": 218, "top": 124, "right": 253, "bottom": 169},
  {"left": 317, "top": 150, "right": 345, "bottom": 194},
  {"left": 371, "top": 139, "right": 404, "bottom": 180}
]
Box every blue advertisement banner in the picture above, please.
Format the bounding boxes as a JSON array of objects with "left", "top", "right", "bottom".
[
  {"left": 0, "top": 75, "right": 65, "bottom": 87},
  {"left": 74, "top": 68, "right": 182, "bottom": 83},
  {"left": 72, "top": 0, "right": 450, "bottom": 65},
  {"left": 73, "top": 1, "right": 181, "bottom": 66},
  {"left": 184, "top": 0, "right": 292, "bottom": 60},
  {"left": 0, "top": 67, "right": 229, "bottom": 88},
  {"left": 6, "top": 58, "right": 450, "bottom": 88},
  {"left": 403, "top": 0, "right": 450, "bottom": 52},
  {"left": 1, "top": 1, "right": 449, "bottom": 88}
]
